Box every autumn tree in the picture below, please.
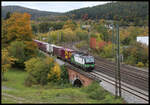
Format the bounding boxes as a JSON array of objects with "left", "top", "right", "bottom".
[
  {"left": 8, "top": 41, "right": 31, "bottom": 68},
  {"left": 5, "top": 12, "right": 33, "bottom": 42},
  {"left": 63, "top": 20, "right": 77, "bottom": 30},
  {"left": 25, "top": 56, "right": 63, "bottom": 86},
  {"left": 2, "top": 19, "right": 8, "bottom": 48},
  {"left": 100, "top": 43, "right": 113, "bottom": 58},
  {"left": 95, "top": 21, "right": 109, "bottom": 42},
  {"left": 38, "top": 22, "right": 51, "bottom": 33},
  {"left": 3, "top": 12, "right": 38, "bottom": 64},
  {"left": 25, "top": 57, "right": 51, "bottom": 86},
  {"left": 2, "top": 49, "right": 17, "bottom": 80},
  {"left": 48, "top": 62, "right": 61, "bottom": 82}
]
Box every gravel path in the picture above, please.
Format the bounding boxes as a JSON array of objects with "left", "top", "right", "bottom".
[
  {"left": 2, "top": 86, "right": 14, "bottom": 90},
  {"left": 2, "top": 86, "right": 31, "bottom": 103}
]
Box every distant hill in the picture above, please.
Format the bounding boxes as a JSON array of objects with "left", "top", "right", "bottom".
[
  {"left": 65, "top": 1, "right": 148, "bottom": 25},
  {"left": 2, "top": 2, "right": 148, "bottom": 25},
  {"left": 2, "top": 6, "right": 62, "bottom": 20}
]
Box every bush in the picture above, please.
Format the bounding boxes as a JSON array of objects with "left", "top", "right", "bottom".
[
  {"left": 136, "top": 62, "right": 144, "bottom": 68},
  {"left": 8, "top": 41, "right": 26, "bottom": 68},
  {"left": 101, "top": 95, "right": 123, "bottom": 103},
  {"left": 125, "top": 55, "right": 137, "bottom": 65},
  {"left": 89, "top": 88, "right": 106, "bottom": 100},
  {"left": 145, "top": 61, "right": 149, "bottom": 68},
  {"left": 24, "top": 76, "right": 33, "bottom": 87},
  {"left": 81, "top": 81, "right": 108, "bottom": 100},
  {"left": 25, "top": 57, "right": 54, "bottom": 86},
  {"left": 47, "top": 62, "right": 61, "bottom": 82},
  {"left": 2, "top": 49, "right": 17, "bottom": 81},
  {"left": 100, "top": 43, "right": 113, "bottom": 58},
  {"left": 24, "top": 56, "right": 69, "bottom": 86},
  {"left": 75, "top": 28, "right": 88, "bottom": 41},
  {"left": 123, "top": 42, "right": 148, "bottom": 67},
  {"left": 58, "top": 65, "right": 69, "bottom": 85},
  {"left": 75, "top": 41, "right": 87, "bottom": 49}
]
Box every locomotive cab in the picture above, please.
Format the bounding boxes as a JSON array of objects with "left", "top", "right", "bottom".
[{"left": 85, "top": 56, "right": 95, "bottom": 71}]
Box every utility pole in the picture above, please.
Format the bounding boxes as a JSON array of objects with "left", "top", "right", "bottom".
[
  {"left": 116, "top": 24, "right": 121, "bottom": 97},
  {"left": 88, "top": 27, "right": 91, "bottom": 53},
  {"left": 57, "top": 32, "right": 59, "bottom": 44},
  {"left": 112, "top": 24, "right": 121, "bottom": 98},
  {"left": 112, "top": 24, "right": 118, "bottom": 98}
]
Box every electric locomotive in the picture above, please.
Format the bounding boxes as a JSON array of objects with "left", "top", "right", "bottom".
[{"left": 70, "top": 52, "right": 95, "bottom": 71}]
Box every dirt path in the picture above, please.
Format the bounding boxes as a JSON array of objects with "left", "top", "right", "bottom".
[
  {"left": 2, "top": 86, "right": 49, "bottom": 103},
  {"left": 2, "top": 93, "right": 28, "bottom": 103},
  {"left": 2, "top": 86, "right": 14, "bottom": 90},
  {"left": 2, "top": 86, "right": 32, "bottom": 103}
]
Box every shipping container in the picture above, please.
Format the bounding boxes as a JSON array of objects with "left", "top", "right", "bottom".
[
  {"left": 48, "top": 44, "right": 57, "bottom": 54},
  {"left": 60, "top": 48, "right": 75, "bottom": 61},
  {"left": 53, "top": 46, "right": 63, "bottom": 58}
]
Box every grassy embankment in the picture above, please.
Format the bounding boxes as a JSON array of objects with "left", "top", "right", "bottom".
[{"left": 2, "top": 68, "right": 124, "bottom": 103}]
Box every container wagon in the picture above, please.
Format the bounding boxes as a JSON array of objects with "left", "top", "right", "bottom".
[{"left": 53, "top": 46, "right": 63, "bottom": 58}]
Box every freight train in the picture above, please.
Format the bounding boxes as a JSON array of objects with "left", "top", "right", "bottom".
[{"left": 33, "top": 39, "right": 95, "bottom": 71}]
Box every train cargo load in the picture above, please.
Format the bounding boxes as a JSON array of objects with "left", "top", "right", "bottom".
[
  {"left": 60, "top": 48, "right": 75, "bottom": 61},
  {"left": 53, "top": 46, "right": 63, "bottom": 58}
]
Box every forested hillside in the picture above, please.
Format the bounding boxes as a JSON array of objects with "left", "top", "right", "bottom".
[
  {"left": 66, "top": 1, "right": 148, "bottom": 26},
  {"left": 2, "top": 1, "right": 148, "bottom": 25},
  {"left": 2, "top": 6, "right": 62, "bottom": 20}
]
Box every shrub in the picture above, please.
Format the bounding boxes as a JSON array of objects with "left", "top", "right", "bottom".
[
  {"left": 75, "top": 41, "right": 87, "bottom": 49},
  {"left": 136, "top": 62, "right": 144, "bottom": 68},
  {"left": 81, "top": 81, "right": 108, "bottom": 100},
  {"left": 89, "top": 88, "right": 106, "bottom": 100},
  {"left": 2, "top": 49, "right": 17, "bottom": 80},
  {"left": 8, "top": 41, "right": 26, "bottom": 68},
  {"left": 123, "top": 42, "right": 148, "bottom": 67},
  {"left": 58, "top": 65, "right": 69, "bottom": 85},
  {"left": 145, "top": 61, "right": 149, "bottom": 68},
  {"left": 100, "top": 43, "right": 113, "bottom": 58},
  {"left": 24, "top": 57, "right": 55, "bottom": 86},
  {"left": 24, "top": 56, "right": 68, "bottom": 86},
  {"left": 101, "top": 95, "right": 123, "bottom": 103},
  {"left": 75, "top": 28, "right": 88, "bottom": 41},
  {"left": 25, "top": 57, "right": 49, "bottom": 85},
  {"left": 125, "top": 55, "right": 137, "bottom": 65},
  {"left": 47, "top": 62, "right": 61, "bottom": 82}
]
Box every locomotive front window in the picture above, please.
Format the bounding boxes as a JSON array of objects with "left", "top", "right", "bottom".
[{"left": 85, "top": 57, "right": 94, "bottom": 63}]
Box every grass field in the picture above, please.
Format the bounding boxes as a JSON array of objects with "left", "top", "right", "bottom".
[{"left": 2, "top": 68, "right": 124, "bottom": 103}]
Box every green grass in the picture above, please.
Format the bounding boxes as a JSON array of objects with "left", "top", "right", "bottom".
[
  {"left": 2, "top": 68, "right": 124, "bottom": 104},
  {"left": 2, "top": 96, "right": 18, "bottom": 103}
]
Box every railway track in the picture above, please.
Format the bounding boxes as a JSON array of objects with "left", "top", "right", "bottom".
[
  {"left": 60, "top": 42, "right": 149, "bottom": 92},
  {"left": 90, "top": 71, "right": 149, "bottom": 102},
  {"left": 66, "top": 63, "right": 148, "bottom": 103},
  {"left": 95, "top": 64, "right": 148, "bottom": 92}
]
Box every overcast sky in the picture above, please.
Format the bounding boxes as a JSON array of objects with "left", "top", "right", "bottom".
[{"left": 2, "top": 1, "right": 109, "bottom": 13}]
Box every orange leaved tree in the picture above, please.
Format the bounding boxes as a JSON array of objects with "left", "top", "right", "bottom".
[{"left": 4, "top": 12, "right": 38, "bottom": 67}]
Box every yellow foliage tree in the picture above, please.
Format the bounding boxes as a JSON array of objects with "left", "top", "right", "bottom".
[
  {"left": 48, "top": 62, "right": 61, "bottom": 81},
  {"left": 63, "top": 20, "right": 76, "bottom": 30},
  {"left": 5, "top": 12, "right": 37, "bottom": 59},
  {"left": 6, "top": 12, "right": 34, "bottom": 42},
  {"left": 2, "top": 49, "right": 18, "bottom": 80}
]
